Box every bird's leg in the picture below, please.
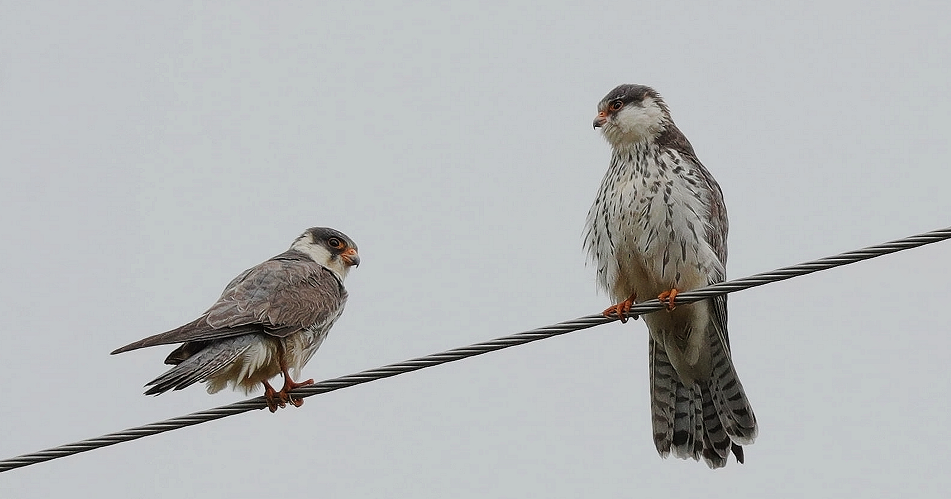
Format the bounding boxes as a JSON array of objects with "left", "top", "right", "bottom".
[
  {"left": 278, "top": 368, "right": 314, "bottom": 408},
  {"left": 261, "top": 380, "right": 285, "bottom": 413},
  {"left": 603, "top": 293, "right": 638, "bottom": 323},
  {"left": 658, "top": 288, "right": 679, "bottom": 311},
  {"left": 275, "top": 343, "right": 314, "bottom": 408}
]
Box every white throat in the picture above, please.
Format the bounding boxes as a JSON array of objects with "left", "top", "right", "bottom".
[
  {"left": 602, "top": 97, "right": 667, "bottom": 148},
  {"left": 290, "top": 239, "right": 350, "bottom": 282}
]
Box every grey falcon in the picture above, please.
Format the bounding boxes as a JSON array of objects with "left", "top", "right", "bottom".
[
  {"left": 583, "top": 84, "right": 757, "bottom": 468},
  {"left": 112, "top": 227, "right": 359, "bottom": 412}
]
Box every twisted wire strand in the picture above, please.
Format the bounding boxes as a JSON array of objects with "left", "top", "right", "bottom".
[{"left": 1, "top": 226, "right": 949, "bottom": 473}]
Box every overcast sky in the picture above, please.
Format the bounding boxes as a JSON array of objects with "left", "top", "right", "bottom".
[{"left": 2, "top": 1, "right": 950, "bottom": 497}]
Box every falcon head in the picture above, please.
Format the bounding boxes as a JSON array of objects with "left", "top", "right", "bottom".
[
  {"left": 291, "top": 227, "right": 360, "bottom": 280},
  {"left": 593, "top": 84, "right": 672, "bottom": 148}
]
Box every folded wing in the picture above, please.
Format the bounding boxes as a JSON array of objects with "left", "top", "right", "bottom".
[{"left": 110, "top": 250, "right": 347, "bottom": 355}]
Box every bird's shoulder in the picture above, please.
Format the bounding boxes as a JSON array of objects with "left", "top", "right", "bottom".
[
  {"left": 655, "top": 122, "right": 697, "bottom": 160},
  {"left": 219, "top": 249, "right": 341, "bottom": 299},
  {"left": 207, "top": 250, "right": 347, "bottom": 329}
]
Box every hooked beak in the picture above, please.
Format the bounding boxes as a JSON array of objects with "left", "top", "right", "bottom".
[
  {"left": 593, "top": 110, "right": 608, "bottom": 129},
  {"left": 342, "top": 248, "right": 360, "bottom": 267}
]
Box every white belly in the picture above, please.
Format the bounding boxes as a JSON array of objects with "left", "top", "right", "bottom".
[
  {"left": 586, "top": 147, "right": 722, "bottom": 303},
  {"left": 585, "top": 147, "right": 724, "bottom": 382}
]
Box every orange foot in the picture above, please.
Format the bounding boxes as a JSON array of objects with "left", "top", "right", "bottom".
[
  {"left": 603, "top": 293, "right": 638, "bottom": 323},
  {"left": 277, "top": 376, "right": 314, "bottom": 408},
  {"left": 658, "top": 288, "right": 680, "bottom": 311},
  {"left": 262, "top": 380, "right": 285, "bottom": 413}
]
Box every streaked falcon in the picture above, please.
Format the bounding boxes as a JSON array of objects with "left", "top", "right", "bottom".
[
  {"left": 583, "top": 84, "right": 757, "bottom": 468},
  {"left": 112, "top": 227, "right": 359, "bottom": 412}
]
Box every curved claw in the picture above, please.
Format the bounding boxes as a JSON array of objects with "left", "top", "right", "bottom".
[
  {"left": 267, "top": 342, "right": 316, "bottom": 412},
  {"left": 278, "top": 377, "right": 314, "bottom": 409},
  {"left": 602, "top": 293, "right": 638, "bottom": 323},
  {"left": 262, "top": 380, "right": 286, "bottom": 413},
  {"left": 658, "top": 288, "right": 679, "bottom": 311}
]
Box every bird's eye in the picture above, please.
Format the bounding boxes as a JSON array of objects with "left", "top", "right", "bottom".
[
  {"left": 328, "top": 237, "right": 344, "bottom": 249},
  {"left": 610, "top": 100, "right": 623, "bottom": 111}
]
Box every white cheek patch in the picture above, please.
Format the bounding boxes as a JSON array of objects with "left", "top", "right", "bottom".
[
  {"left": 604, "top": 97, "right": 666, "bottom": 146},
  {"left": 617, "top": 98, "right": 665, "bottom": 137},
  {"left": 291, "top": 238, "right": 334, "bottom": 265},
  {"left": 289, "top": 238, "right": 350, "bottom": 281}
]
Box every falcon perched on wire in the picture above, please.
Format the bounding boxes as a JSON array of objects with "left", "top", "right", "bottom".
[
  {"left": 583, "top": 84, "right": 757, "bottom": 468},
  {"left": 112, "top": 227, "right": 360, "bottom": 412}
]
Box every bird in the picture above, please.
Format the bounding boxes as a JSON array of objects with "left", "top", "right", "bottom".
[
  {"left": 583, "top": 84, "right": 757, "bottom": 468},
  {"left": 111, "top": 227, "right": 360, "bottom": 412}
]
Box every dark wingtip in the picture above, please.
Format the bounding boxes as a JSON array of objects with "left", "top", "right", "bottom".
[
  {"left": 109, "top": 324, "right": 194, "bottom": 355},
  {"left": 110, "top": 343, "right": 140, "bottom": 355},
  {"left": 731, "top": 443, "right": 745, "bottom": 464},
  {"left": 143, "top": 386, "right": 163, "bottom": 396}
]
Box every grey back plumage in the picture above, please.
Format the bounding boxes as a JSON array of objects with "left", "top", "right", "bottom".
[{"left": 111, "top": 250, "right": 347, "bottom": 357}]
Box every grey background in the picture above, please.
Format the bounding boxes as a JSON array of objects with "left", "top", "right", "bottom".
[{"left": 2, "top": 1, "right": 950, "bottom": 497}]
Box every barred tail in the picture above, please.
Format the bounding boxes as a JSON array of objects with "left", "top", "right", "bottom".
[
  {"left": 143, "top": 341, "right": 250, "bottom": 395},
  {"left": 649, "top": 334, "right": 756, "bottom": 469},
  {"left": 707, "top": 324, "right": 757, "bottom": 445}
]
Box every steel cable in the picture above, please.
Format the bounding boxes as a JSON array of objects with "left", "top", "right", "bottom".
[{"left": 1, "top": 225, "right": 948, "bottom": 473}]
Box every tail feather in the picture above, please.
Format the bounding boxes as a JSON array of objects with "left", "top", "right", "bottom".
[
  {"left": 707, "top": 329, "right": 757, "bottom": 444},
  {"left": 144, "top": 343, "right": 249, "bottom": 395},
  {"left": 700, "top": 388, "right": 732, "bottom": 468},
  {"left": 671, "top": 383, "right": 702, "bottom": 461},
  {"left": 650, "top": 331, "right": 757, "bottom": 469},
  {"left": 649, "top": 339, "right": 675, "bottom": 458}
]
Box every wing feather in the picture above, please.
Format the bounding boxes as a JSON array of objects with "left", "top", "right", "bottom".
[{"left": 112, "top": 250, "right": 347, "bottom": 355}]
